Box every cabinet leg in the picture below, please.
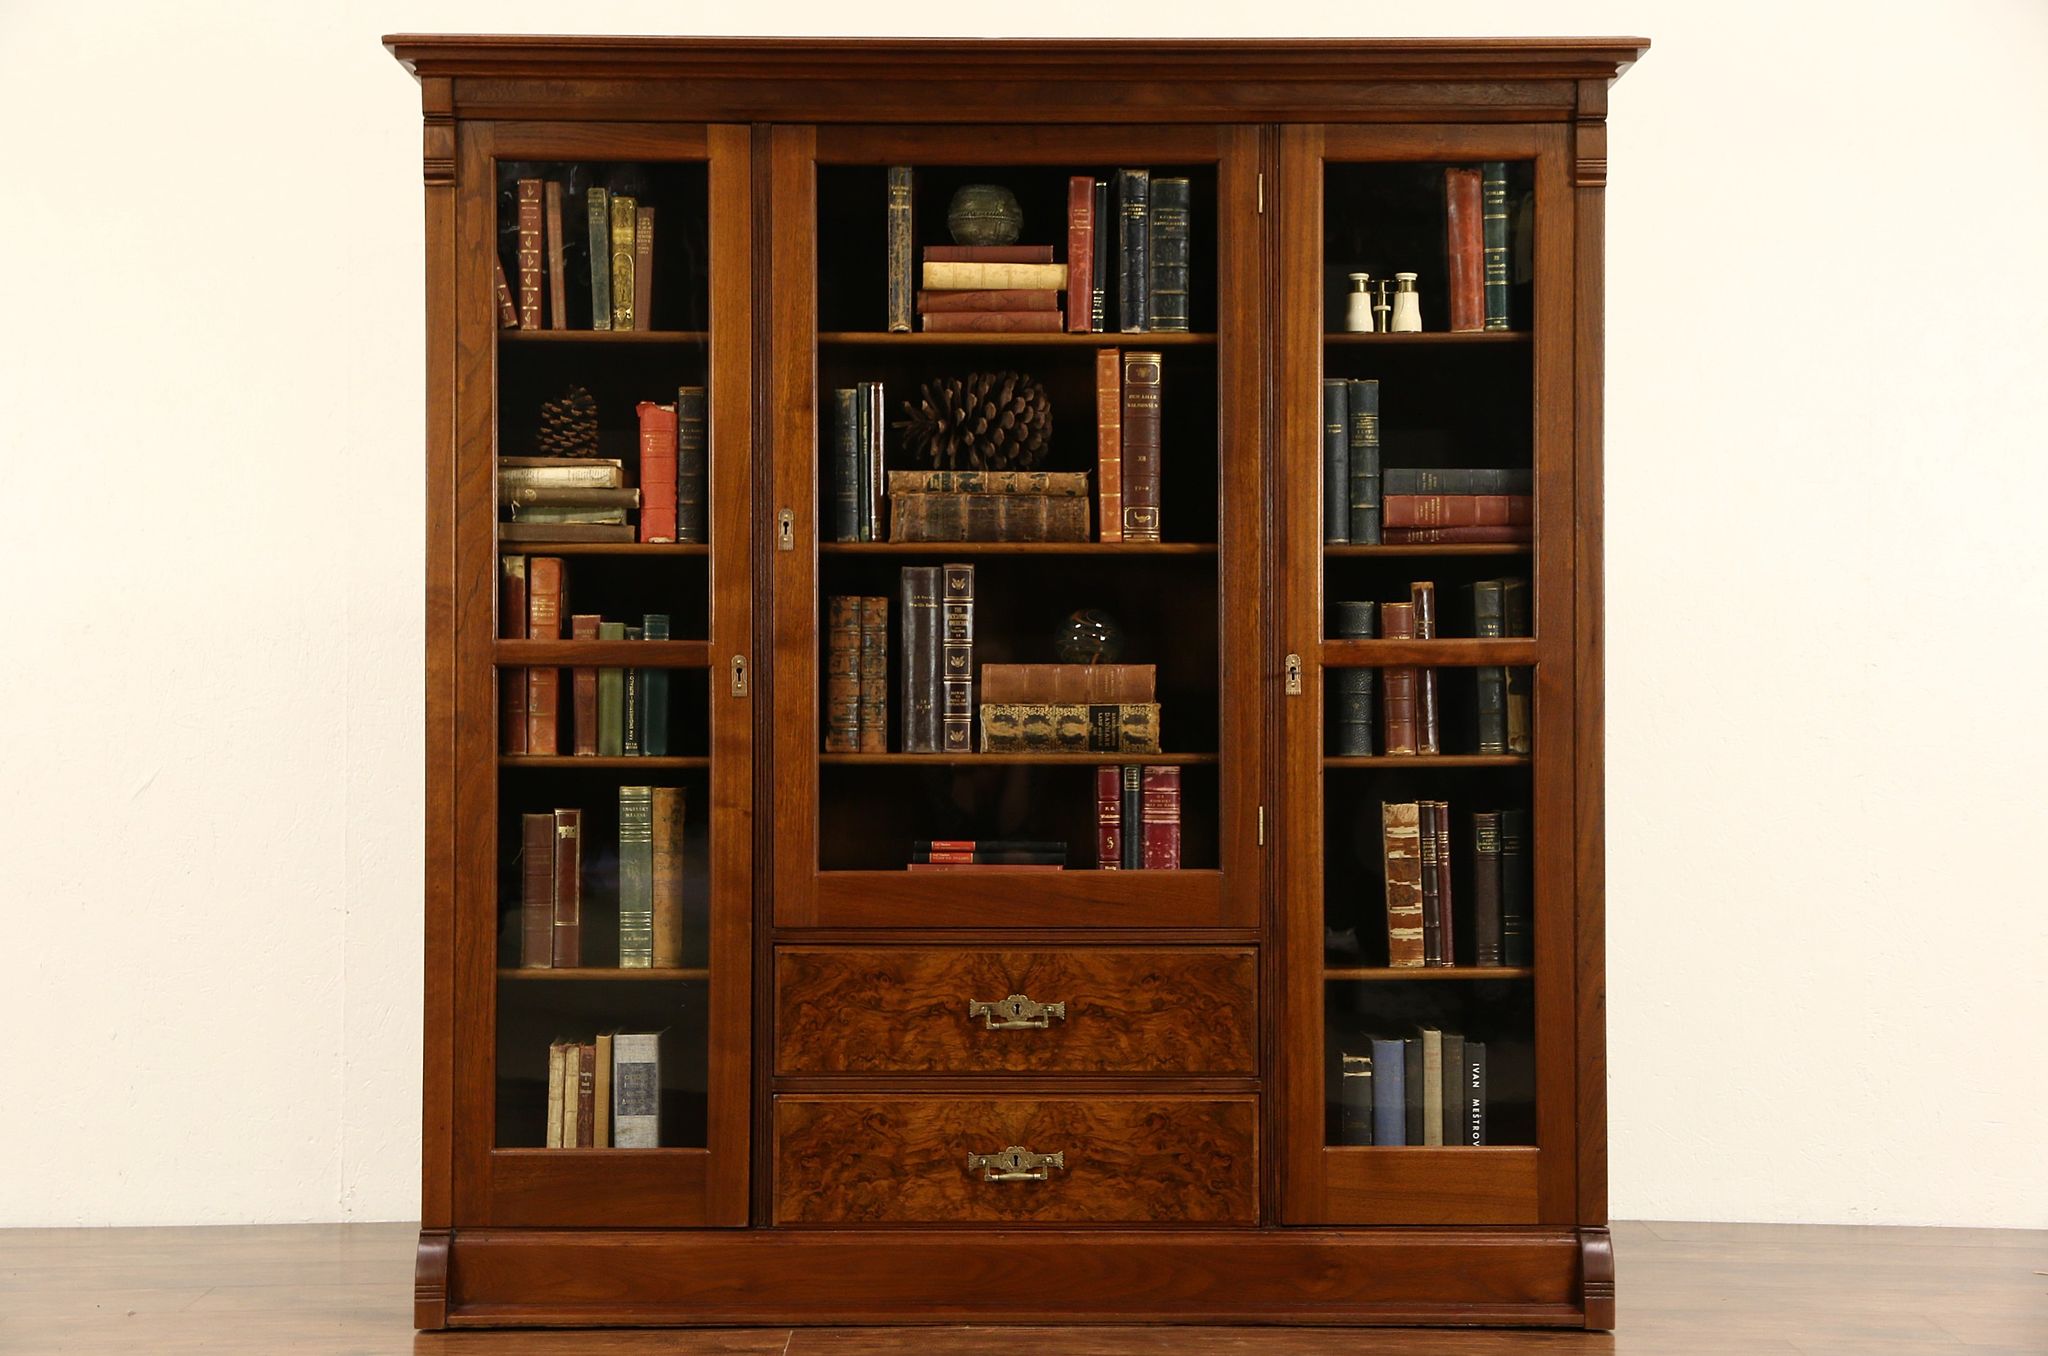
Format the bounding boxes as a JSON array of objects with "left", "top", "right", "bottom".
[
  {"left": 415, "top": 1228, "right": 453, "bottom": 1330},
  {"left": 1579, "top": 1225, "right": 1616, "bottom": 1330}
]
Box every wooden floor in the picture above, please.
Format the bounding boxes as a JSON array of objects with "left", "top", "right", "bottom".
[{"left": 1, "top": 1220, "right": 2040, "bottom": 1354}]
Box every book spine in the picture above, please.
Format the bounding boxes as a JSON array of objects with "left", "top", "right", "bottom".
[
  {"left": 886, "top": 470, "right": 1089, "bottom": 496},
  {"left": 832, "top": 388, "right": 860, "bottom": 543},
  {"left": 1345, "top": 379, "right": 1381, "bottom": 544},
  {"left": 508, "top": 508, "right": 630, "bottom": 526},
  {"left": 611, "top": 1032, "right": 660, "bottom": 1148},
  {"left": 675, "top": 387, "right": 706, "bottom": 545},
  {"left": 593, "top": 1032, "right": 612, "bottom": 1148},
  {"left": 886, "top": 166, "right": 913, "bottom": 333},
  {"left": 544, "top": 181, "right": 568, "bottom": 331},
  {"left": 887, "top": 493, "right": 1089, "bottom": 543},
  {"left": 1329, "top": 600, "right": 1376, "bottom": 756},
  {"left": 1384, "top": 467, "right": 1532, "bottom": 496},
  {"left": 1445, "top": 168, "right": 1485, "bottom": 332},
  {"left": 1116, "top": 169, "right": 1150, "bottom": 332},
  {"left": 1146, "top": 177, "right": 1190, "bottom": 333},
  {"left": 857, "top": 596, "right": 889, "bottom": 753},
  {"left": 1412, "top": 581, "right": 1439, "bottom": 756},
  {"left": 1419, "top": 798, "right": 1442, "bottom": 966},
  {"left": 916, "top": 289, "right": 1061, "bottom": 313},
  {"left": 520, "top": 813, "right": 554, "bottom": 968},
  {"left": 502, "top": 486, "right": 642, "bottom": 509},
  {"left": 854, "top": 384, "right": 872, "bottom": 541},
  {"left": 939, "top": 564, "right": 975, "bottom": 753},
  {"left": 1507, "top": 667, "right": 1532, "bottom": 756},
  {"left": 1339, "top": 1053, "right": 1374, "bottom": 1146},
  {"left": 900, "top": 567, "right": 939, "bottom": 753},
  {"left": 609, "top": 194, "right": 636, "bottom": 331},
  {"left": 1380, "top": 602, "right": 1418, "bottom": 756},
  {"left": 618, "top": 786, "right": 654, "bottom": 967},
  {"left": 1096, "top": 764, "right": 1121, "bottom": 869},
  {"left": 1465, "top": 1042, "right": 1488, "bottom": 1144},
  {"left": 1404, "top": 1039, "right": 1424, "bottom": 1145},
  {"left": 499, "top": 460, "right": 626, "bottom": 490},
  {"left": 622, "top": 625, "right": 642, "bottom": 757},
  {"left": 1382, "top": 525, "right": 1532, "bottom": 544},
  {"left": 525, "top": 556, "right": 564, "bottom": 757},
  {"left": 1121, "top": 350, "right": 1163, "bottom": 541},
  {"left": 1499, "top": 809, "right": 1531, "bottom": 967},
  {"left": 1140, "top": 765, "right": 1181, "bottom": 869},
  {"left": 1066, "top": 174, "right": 1094, "bottom": 333},
  {"left": 1382, "top": 801, "right": 1425, "bottom": 968},
  {"left": 920, "top": 261, "right": 1068, "bottom": 290},
  {"left": 867, "top": 382, "right": 886, "bottom": 543},
  {"left": 515, "top": 179, "right": 543, "bottom": 329},
  {"left": 551, "top": 808, "right": 582, "bottom": 968},
  {"left": 634, "top": 402, "right": 678, "bottom": 543},
  {"left": 496, "top": 524, "right": 642, "bottom": 544},
  {"left": 545, "top": 1043, "right": 565, "bottom": 1148},
  {"left": 922, "top": 245, "right": 1055, "bottom": 263},
  {"left": 823, "top": 597, "right": 860, "bottom": 752},
  {"left": 1321, "top": 379, "right": 1349, "bottom": 543},
  {"left": 586, "top": 186, "right": 610, "bottom": 330},
  {"left": 493, "top": 257, "right": 519, "bottom": 328},
  {"left": 570, "top": 615, "right": 599, "bottom": 756},
  {"left": 1119, "top": 765, "right": 1142, "bottom": 869},
  {"left": 651, "top": 786, "right": 685, "bottom": 968},
  {"left": 1384, "top": 495, "right": 1533, "bottom": 529},
  {"left": 979, "top": 662, "right": 1157, "bottom": 705},
  {"left": 1090, "top": 179, "right": 1110, "bottom": 331},
  {"left": 1096, "top": 347, "right": 1123, "bottom": 542},
  {"left": 641, "top": 614, "right": 670, "bottom": 756},
  {"left": 576, "top": 1041, "right": 596, "bottom": 1147},
  {"left": 633, "top": 206, "right": 655, "bottom": 329},
  {"left": 920, "top": 311, "right": 1064, "bottom": 333},
  {"left": 499, "top": 557, "right": 528, "bottom": 756},
  {"left": 1370, "top": 1037, "right": 1407, "bottom": 1146},
  {"left": 1472, "top": 811, "right": 1503, "bottom": 967},
  {"left": 559, "top": 1043, "right": 580, "bottom": 1148},
  {"left": 1431, "top": 801, "right": 1455, "bottom": 965},
  {"left": 597, "top": 621, "right": 626, "bottom": 757},
  {"left": 1476, "top": 666, "right": 1508, "bottom": 755},
  {"left": 1441, "top": 1032, "right": 1466, "bottom": 1145},
  {"left": 979, "top": 704, "right": 1159, "bottom": 753},
  {"left": 1482, "top": 163, "right": 1511, "bottom": 331}
]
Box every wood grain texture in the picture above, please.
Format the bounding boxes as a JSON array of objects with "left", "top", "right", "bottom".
[
  {"left": 772, "top": 1095, "right": 1257, "bottom": 1224},
  {"left": 774, "top": 947, "right": 1256, "bottom": 1075}
]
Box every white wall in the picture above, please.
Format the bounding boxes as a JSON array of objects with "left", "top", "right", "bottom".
[{"left": 2, "top": 0, "right": 2043, "bottom": 1230}]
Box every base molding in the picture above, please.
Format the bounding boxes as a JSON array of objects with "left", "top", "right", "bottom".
[{"left": 428, "top": 1225, "right": 1603, "bottom": 1327}]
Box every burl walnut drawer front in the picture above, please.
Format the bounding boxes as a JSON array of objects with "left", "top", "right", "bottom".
[
  {"left": 774, "top": 947, "right": 1257, "bottom": 1076},
  {"left": 773, "top": 1095, "right": 1258, "bottom": 1225}
]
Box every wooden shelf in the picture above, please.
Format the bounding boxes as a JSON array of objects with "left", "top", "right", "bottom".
[
  {"left": 822, "top": 752, "right": 1215, "bottom": 767},
  {"left": 1324, "top": 754, "right": 1528, "bottom": 769},
  {"left": 1324, "top": 543, "right": 1529, "bottom": 558},
  {"left": 819, "top": 331, "right": 1216, "bottom": 347},
  {"left": 494, "top": 639, "right": 710, "bottom": 668},
  {"left": 1322, "top": 638, "right": 1537, "bottom": 667},
  {"left": 497, "top": 541, "right": 709, "bottom": 556},
  {"left": 821, "top": 542, "right": 1214, "bottom": 556},
  {"left": 1323, "top": 331, "right": 1528, "bottom": 345},
  {"left": 498, "top": 967, "right": 710, "bottom": 981},
  {"left": 1324, "top": 967, "right": 1534, "bottom": 981},
  {"left": 500, "top": 756, "right": 710, "bottom": 770},
  {"left": 499, "top": 329, "right": 707, "bottom": 344}
]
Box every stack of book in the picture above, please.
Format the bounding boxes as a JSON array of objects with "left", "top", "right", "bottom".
[
  {"left": 1320, "top": 379, "right": 1381, "bottom": 544},
  {"left": 828, "top": 383, "right": 887, "bottom": 541},
  {"left": 1336, "top": 1029, "right": 1487, "bottom": 1146},
  {"left": 823, "top": 595, "right": 889, "bottom": 752},
  {"left": 908, "top": 840, "right": 1066, "bottom": 871},
  {"left": 1380, "top": 800, "right": 1528, "bottom": 969},
  {"left": 1383, "top": 468, "right": 1531, "bottom": 545},
  {"left": 897, "top": 564, "right": 975, "bottom": 754},
  {"left": 917, "top": 244, "right": 1067, "bottom": 334},
  {"left": 542, "top": 1031, "right": 661, "bottom": 1149},
  {"left": 517, "top": 787, "right": 688, "bottom": 969},
  {"left": 1471, "top": 576, "right": 1532, "bottom": 755},
  {"left": 499, "top": 176, "right": 659, "bottom": 332},
  {"left": 1096, "top": 765, "right": 1182, "bottom": 869},
  {"left": 888, "top": 470, "right": 1091, "bottom": 543},
  {"left": 500, "top": 457, "right": 636, "bottom": 544},
  {"left": 978, "top": 663, "right": 1161, "bottom": 754}
]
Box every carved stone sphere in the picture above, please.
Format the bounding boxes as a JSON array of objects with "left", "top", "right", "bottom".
[{"left": 946, "top": 184, "right": 1023, "bottom": 246}]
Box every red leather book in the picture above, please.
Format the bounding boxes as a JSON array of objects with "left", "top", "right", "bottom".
[
  {"left": 921, "top": 311, "right": 1063, "bottom": 333},
  {"left": 1383, "top": 495, "right": 1533, "bottom": 529},
  {"left": 1120, "top": 350, "right": 1162, "bottom": 541},
  {"left": 1430, "top": 801, "right": 1456, "bottom": 966},
  {"left": 570, "top": 614, "right": 600, "bottom": 756},
  {"left": 1066, "top": 174, "right": 1095, "bottom": 332},
  {"left": 493, "top": 257, "right": 519, "bottom": 328},
  {"left": 916, "top": 289, "right": 1058, "bottom": 313},
  {"left": 1096, "top": 348, "right": 1122, "bottom": 543},
  {"left": 1096, "top": 763, "right": 1122, "bottom": 869},
  {"left": 923, "top": 244, "right": 1054, "bottom": 263},
  {"left": 576, "top": 1040, "right": 596, "bottom": 1147},
  {"left": 525, "top": 556, "right": 565, "bottom": 756},
  {"left": 500, "top": 556, "right": 528, "bottom": 755},
  {"left": 1140, "top": 765, "right": 1181, "bottom": 870},
  {"left": 634, "top": 402, "right": 679, "bottom": 543},
  {"left": 544, "top": 181, "right": 569, "bottom": 330},
  {"left": 1411, "top": 581, "right": 1440, "bottom": 756},
  {"left": 1380, "top": 602, "right": 1419, "bottom": 756},
  {"left": 515, "top": 178, "right": 543, "bottom": 330},
  {"left": 1382, "top": 524, "right": 1532, "bottom": 544},
  {"left": 551, "top": 808, "right": 582, "bottom": 968},
  {"left": 1419, "top": 797, "right": 1442, "bottom": 964},
  {"left": 633, "top": 206, "right": 656, "bottom": 330},
  {"left": 1444, "top": 167, "right": 1485, "bottom": 333},
  {"left": 519, "top": 813, "right": 554, "bottom": 968}
]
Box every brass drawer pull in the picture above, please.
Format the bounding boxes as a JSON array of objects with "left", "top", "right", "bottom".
[
  {"left": 967, "top": 1145, "right": 1065, "bottom": 1183},
  {"left": 967, "top": 993, "right": 1067, "bottom": 1030}
]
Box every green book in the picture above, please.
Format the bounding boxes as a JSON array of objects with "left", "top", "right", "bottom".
[
  {"left": 586, "top": 186, "right": 610, "bottom": 331},
  {"left": 618, "top": 786, "right": 654, "bottom": 967},
  {"left": 597, "top": 621, "right": 626, "bottom": 756},
  {"left": 623, "top": 625, "right": 643, "bottom": 756},
  {"left": 642, "top": 614, "right": 670, "bottom": 756}
]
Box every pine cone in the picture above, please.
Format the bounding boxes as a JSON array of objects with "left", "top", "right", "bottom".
[
  {"left": 893, "top": 370, "right": 1051, "bottom": 471},
  {"left": 537, "top": 385, "right": 600, "bottom": 458}
]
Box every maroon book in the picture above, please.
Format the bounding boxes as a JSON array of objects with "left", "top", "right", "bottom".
[
  {"left": 551, "top": 808, "right": 582, "bottom": 967},
  {"left": 921, "top": 311, "right": 1063, "bottom": 333},
  {"left": 1445, "top": 168, "right": 1485, "bottom": 332},
  {"left": 1380, "top": 602, "right": 1419, "bottom": 755},
  {"left": 1066, "top": 174, "right": 1095, "bottom": 333},
  {"left": 1120, "top": 351, "right": 1163, "bottom": 541},
  {"left": 916, "top": 289, "right": 1059, "bottom": 313},
  {"left": 1096, "top": 763, "right": 1122, "bottom": 869},
  {"left": 519, "top": 813, "right": 554, "bottom": 968},
  {"left": 634, "top": 401, "right": 678, "bottom": 543},
  {"left": 923, "top": 244, "right": 1054, "bottom": 263},
  {"left": 1384, "top": 494, "right": 1532, "bottom": 529},
  {"left": 1431, "top": 801, "right": 1456, "bottom": 966},
  {"left": 544, "top": 181, "right": 569, "bottom": 331},
  {"left": 525, "top": 556, "right": 565, "bottom": 756},
  {"left": 515, "top": 178, "right": 543, "bottom": 329},
  {"left": 1382, "top": 524, "right": 1532, "bottom": 544},
  {"left": 569, "top": 614, "right": 600, "bottom": 756},
  {"left": 1139, "top": 765, "right": 1181, "bottom": 869}
]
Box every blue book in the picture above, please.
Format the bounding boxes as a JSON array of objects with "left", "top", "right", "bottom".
[{"left": 1370, "top": 1037, "right": 1407, "bottom": 1146}]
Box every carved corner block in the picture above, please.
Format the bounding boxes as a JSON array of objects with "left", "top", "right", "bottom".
[
  {"left": 1579, "top": 1225, "right": 1616, "bottom": 1330},
  {"left": 414, "top": 1227, "right": 453, "bottom": 1330},
  {"left": 421, "top": 76, "right": 455, "bottom": 188},
  {"left": 1574, "top": 77, "right": 1610, "bottom": 189}
]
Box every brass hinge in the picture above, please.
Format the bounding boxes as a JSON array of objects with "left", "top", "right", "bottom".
[
  {"left": 1284, "top": 653, "right": 1302, "bottom": 695},
  {"left": 777, "top": 508, "right": 795, "bottom": 551},
  {"left": 730, "top": 654, "right": 749, "bottom": 697},
  {"left": 1257, "top": 172, "right": 1265, "bottom": 214}
]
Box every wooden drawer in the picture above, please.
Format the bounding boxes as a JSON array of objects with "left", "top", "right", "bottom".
[
  {"left": 773, "top": 1095, "right": 1258, "bottom": 1225},
  {"left": 775, "top": 946, "right": 1256, "bottom": 1076}
]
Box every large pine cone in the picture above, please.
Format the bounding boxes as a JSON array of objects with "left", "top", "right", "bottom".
[
  {"left": 537, "top": 385, "right": 600, "bottom": 457},
  {"left": 894, "top": 370, "right": 1051, "bottom": 471}
]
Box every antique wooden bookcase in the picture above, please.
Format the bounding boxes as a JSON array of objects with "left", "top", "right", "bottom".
[{"left": 392, "top": 35, "right": 1644, "bottom": 1330}]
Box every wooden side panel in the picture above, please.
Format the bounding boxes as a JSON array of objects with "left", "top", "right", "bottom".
[
  {"left": 773, "top": 1095, "right": 1257, "bottom": 1224},
  {"left": 775, "top": 947, "right": 1256, "bottom": 1074},
  {"left": 1321, "top": 1147, "right": 1539, "bottom": 1224}
]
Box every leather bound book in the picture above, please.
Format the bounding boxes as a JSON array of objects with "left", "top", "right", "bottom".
[
  {"left": 1322, "top": 380, "right": 1349, "bottom": 543},
  {"left": 1370, "top": 1037, "right": 1407, "bottom": 1145},
  {"left": 1382, "top": 801, "right": 1425, "bottom": 967},
  {"left": 899, "top": 567, "right": 940, "bottom": 753},
  {"left": 1441, "top": 1032, "right": 1466, "bottom": 1145},
  {"left": 502, "top": 486, "right": 641, "bottom": 510},
  {"left": 888, "top": 492, "right": 1089, "bottom": 543},
  {"left": 1120, "top": 765, "right": 1143, "bottom": 869},
  {"left": 597, "top": 622, "right": 626, "bottom": 757},
  {"left": 886, "top": 166, "right": 913, "bottom": 333},
  {"left": 1418, "top": 798, "right": 1442, "bottom": 966},
  {"left": 1430, "top": 801, "right": 1455, "bottom": 965},
  {"left": 1140, "top": 765, "right": 1181, "bottom": 869},
  {"left": 831, "top": 388, "right": 860, "bottom": 543},
  {"left": 1382, "top": 524, "right": 1532, "bottom": 544},
  {"left": 519, "top": 813, "right": 554, "bottom": 968},
  {"left": 867, "top": 383, "right": 886, "bottom": 544},
  {"left": 609, "top": 194, "right": 636, "bottom": 331},
  {"left": 939, "top": 564, "right": 975, "bottom": 753},
  {"left": 593, "top": 1032, "right": 613, "bottom": 1148},
  {"left": 920, "top": 261, "right": 1067, "bottom": 290},
  {"left": 1345, "top": 379, "right": 1382, "bottom": 544},
  {"left": 1444, "top": 167, "right": 1485, "bottom": 332},
  {"left": 1147, "top": 177, "right": 1191, "bottom": 332},
  {"left": 525, "top": 556, "right": 565, "bottom": 757},
  {"left": 586, "top": 186, "right": 610, "bottom": 330},
  {"left": 917, "top": 289, "right": 1060, "bottom": 313},
  {"left": 923, "top": 245, "right": 1054, "bottom": 263},
  {"left": 500, "top": 557, "right": 528, "bottom": 755},
  {"left": 1499, "top": 808, "right": 1531, "bottom": 967},
  {"left": 888, "top": 470, "right": 1088, "bottom": 496},
  {"left": 515, "top": 178, "right": 543, "bottom": 329},
  {"left": 675, "top": 387, "right": 707, "bottom": 545},
  {"left": 1473, "top": 578, "right": 1505, "bottom": 640},
  {"left": 545, "top": 1042, "right": 566, "bottom": 1148},
  {"left": 978, "top": 703, "right": 1159, "bottom": 753},
  {"left": 570, "top": 615, "right": 599, "bottom": 756},
  {"left": 1481, "top": 163, "right": 1511, "bottom": 331},
  {"left": 1476, "top": 666, "right": 1508, "bottom": 755},
  {"left": 1412, "top": 581, "right": 1440, "bottom": 756},
  {"left": 544, "top": 181, "right": 569, "bottom": 330},
  {"left": 1384, "top": 467, "right": 1533, "bottom": 496},
  {"left": 633, "top": 206, "right": 656, "bottom": 330},
  {"left": 853, "top": 384, "right": 872, "bottom": 540},
  {"left": 1121, "top": 351, "right": 1163, "bottom": 541},
  {"left": 634, "top": 402, "right": 678, "bottom": 543},
  {"left": 1090, "top": 179, "right": 1110, "bottom": 331},
  {"left": 1065, "top": 174, "right": 1094, "bottom": 333},
  {"left": 857, "top": 596, "right": 890, "bottom": 753},
  {"left": 1339, "top": 1052, "right": 1374, "bottom": 1145},
  {"left": 823, "top": 597, "right": 860, "bottom": 752},
  {"left": 1384, "top": 495, "right": 1533, "bottom": 529},
  {"left": 1329, "top": 601, "right": 1376, "bottom": 756},
  {"left": 493, "top": 256, "right": 519, "bottom": 329},
  {"left": 979, "top": 663, "right": 1155, "bottom": 705},
  {"left": 618, "top": 786, "right": 654, "bottom": 967},
  {"left": 1095, "top": 764, "right": 1122, "bottom": 869},
  {"left": 611, "top": 1032, "right": 660, "bottom": 1148},
  {"left": 1116, "top": 169, "right": 1150, "bottom": 332},
  {"left": 641, "top": 614, "right": 671, "bottom": 756},
  {"left": 576, "top": 1042, "right": 596, "bottom": 1148},
  {"left": 651, "top": 786, "right": 685, "bottom": 968},
  {"left": 551, "top": 808, "right": 582, "bottom": 968},
  {"left": 1465, "top": 1042, "right": 1488, "bottom": 1144},
  {"left": 1403, "top": 1038, "right": 1424, "bottom": 1145},
  {"left": 921, "top": 311, "right": 1064, "bottom": 333},
  {"left": 559, "top": 1043, "right": 580, "bottom": 1148},
  {"left": 1096, "top": 347, "right": 1124, "bottom": 542},
  {"left": 1471, "top": 811, "right": 1503, "bottom": 966},
  {"left": 1379, "top": 603, "right": 1419, "bottom": 757},
  {"left": 622, "top": 625, "right": 642, "bottom": 757}
]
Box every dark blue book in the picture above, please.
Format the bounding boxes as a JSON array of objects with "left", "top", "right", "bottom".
[
  {"left": 641, "top": 614, "right": 670, "bottom": 756},
  {"left": 1321, "top": 380, "right": 1349, "bottom": 543},
  {"left": 831, "top": 387, "right": 860, "bottom": 542},
  {"left": 1117, "top": 168, "right": 1150, "bottom": 333},
  {"left": 1345, "top": 379, "right": 1380, "bottom": 544},
  {"left": 1370, "top": 1037, "right": 1407, "bottom": 1146}
]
